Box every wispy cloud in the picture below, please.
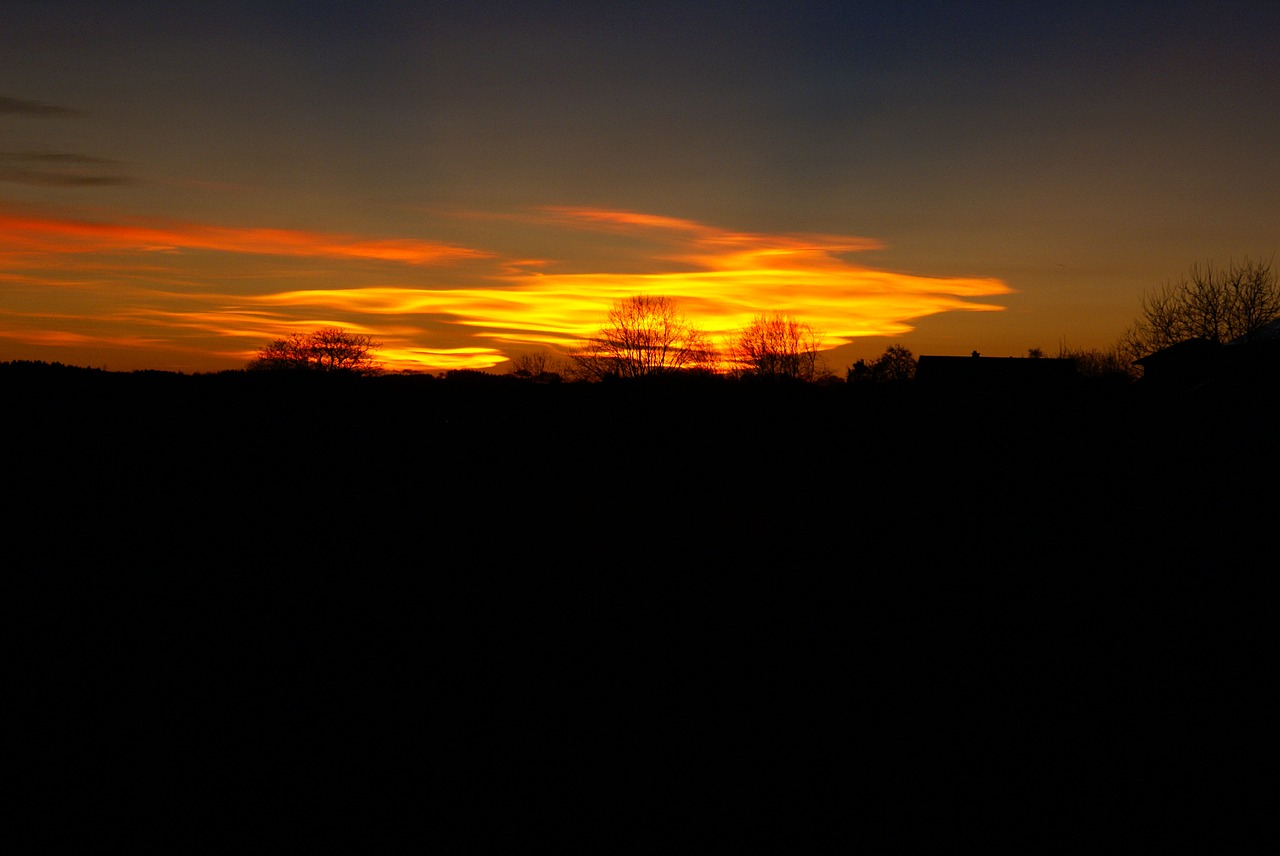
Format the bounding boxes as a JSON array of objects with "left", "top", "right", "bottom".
[
  {"left": 0, "top": 93, "right": 128, "bottom": 186},
  {"left": 499, "top": 206, "right": 1009, "bottom": 341},
  {"left": 0, "top": 164, "right": 134, "bottom": 187},
  {"left": 0, "top": 95, "right": 84, "bottom": 117},
  {"left": 241, "top": 207, "right": 1012, "bottom": 370},
  {"left": 3, "top": 150, "right": 116, "bottom": 164},
  {"left": 0, "top": 204, "right": 1012, "bottom": 373},
  {"left": 0, "top": 207, "right": 494, "bottom": 264}
]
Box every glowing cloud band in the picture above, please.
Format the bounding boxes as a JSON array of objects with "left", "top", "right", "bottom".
[{"left": 0, "top": 204, "right": 1011, "bottom": 372}]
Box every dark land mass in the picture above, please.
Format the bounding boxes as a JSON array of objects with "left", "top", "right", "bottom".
[
  {"left": 6, "top": 359, "right": 1270, "bottom": 562},
  {"left": 6, "top": 361, "right": 1274, "bottom": 848}
]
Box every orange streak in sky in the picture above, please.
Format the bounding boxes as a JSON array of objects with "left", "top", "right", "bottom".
[
  {"left": 378, "top": 207, "right": 1013, "bottom": 360},
  {"left": 0, "top": 210, "right": 491, "bottom": 265},
  {"left": 0, "top": 203, "right": 1013, "bottom": 373}
]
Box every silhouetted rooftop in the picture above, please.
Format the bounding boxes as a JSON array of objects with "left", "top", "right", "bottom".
[{"left": 915, "top": 354, "right": 1078, "bottom": 388}]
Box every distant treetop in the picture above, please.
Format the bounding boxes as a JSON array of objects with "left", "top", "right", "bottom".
[{"left": 247, "top": 328, "right": 383, "bottom": 375}]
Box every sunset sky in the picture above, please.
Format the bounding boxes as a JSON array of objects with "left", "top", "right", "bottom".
[{"left": 3, "top": 1, "right": 1277, "bottom": 374}]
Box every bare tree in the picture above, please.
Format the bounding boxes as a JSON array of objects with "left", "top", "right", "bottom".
[
  {"left": 248, "top": 328, "right": 383, "bottom": 375},
  {"left": 728, "top": 312, "right": 824, "bottom": 382},
  {"left": 1057, "top": 342, "right": 1139, "bottom": 382},
  {"left": 508, "top": 352, "right": 549, "bottom": 377},
  {"left": 1122, "top": 257, "right": 1280, "bottom": 358},
  {"left": 572, "top": 295, "right": 716, "bottom": 380},
  {"left": 507, "top": 351, "right": 568, "bottom": 382}
]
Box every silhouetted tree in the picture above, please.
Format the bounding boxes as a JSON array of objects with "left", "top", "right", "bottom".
[
  {"left": 507, "top": 351, "right": 564, "bottom": 382},
  {"left": 572, "top": 295, "right": 716, "bottom": 380},
  {"left": 248, "top": 328, "right": 383, "bottom": 375},
  {"left": 848, "top": 345, "right": 916, "bottom": 383},
  {"left": 509, "top": 352, "right": 549, "bottom": 377},
  {"left": 1122, "top": 257, "right": 1280, "bottom": 359},
  {"left": 728, "top": 312, "right": 824, "bottom": 381},
  {"left": 1057, "top": 343, "right": 1139, "bottom": 382}
]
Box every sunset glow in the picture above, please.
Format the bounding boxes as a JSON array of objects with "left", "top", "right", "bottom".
[
  {"left": 0, "top": 203, "right": 1010, "bottom": 373},
  {"left": 4, "top": 3, "right": 1276, "bottom": 374}
]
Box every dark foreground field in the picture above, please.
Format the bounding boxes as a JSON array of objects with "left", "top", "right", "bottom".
[
  {"left": 6, "top": 364, "right": 1275, "bottom": 848},
  {"left": 7, "top": 363, "right": 1270, "bottom": 565}
]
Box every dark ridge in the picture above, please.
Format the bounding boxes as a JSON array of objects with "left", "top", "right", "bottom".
[{"left": 7, "top": 359, "right": 1273, "bottom": 849}]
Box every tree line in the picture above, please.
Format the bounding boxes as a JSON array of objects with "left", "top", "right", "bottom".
[{"left": 247, "top": 256, "right": 1278, "bottom": 385}]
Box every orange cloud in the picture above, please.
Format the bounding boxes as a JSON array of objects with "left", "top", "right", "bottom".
[
  {"left": 414, "top": 207, "right": 1010, "bottom": 353},
  {"left": 0, "top": 208, "right": 491, "bottom": 265},
  {"left": 0, "top": 203, "right": 1012, "bottom": 373}
]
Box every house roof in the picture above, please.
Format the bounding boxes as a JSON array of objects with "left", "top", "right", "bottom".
[
  {"left": 1134, "top": 337, "right": 1220, "bottom": 367},
  {"left": 1227, "top": 317, "right": 1280, "bottom": 346}
]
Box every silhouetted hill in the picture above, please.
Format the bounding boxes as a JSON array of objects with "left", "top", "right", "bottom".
[
  {"left": 8, "top": 360, "right": 1274, "bottom": 850},
  {"left": 8, "top": 359, "right": 1272, "bottom": 648},
  {"left": 6, "top": 359, "right": 1271, "bottom": 563}
]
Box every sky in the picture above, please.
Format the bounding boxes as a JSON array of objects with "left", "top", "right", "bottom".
[{"left": 2, "top": 0, "right": 1277, "bottom": 374}]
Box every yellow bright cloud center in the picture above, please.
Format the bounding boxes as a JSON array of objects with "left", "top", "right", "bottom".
[{"left": 1, "top": 204, "right": 1011, "bottom": 373}]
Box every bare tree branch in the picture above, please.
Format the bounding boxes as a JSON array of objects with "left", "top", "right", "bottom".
[
  {"left": 1127, "top": 257, "right": 1279, "bottom": 357},
  {"left": 247, "top": 328, "right": 383, "bottom": 375},
  {"left": 728, "top": 312, "right": 824, "bottom": 382},
  {"left": 572, "top": 295, "right": 716, "bottom": 380}
]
